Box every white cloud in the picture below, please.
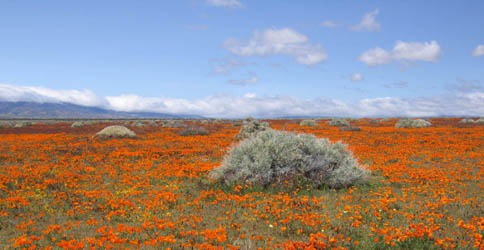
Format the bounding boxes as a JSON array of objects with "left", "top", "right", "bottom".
[
  {"left": 206, "top": 0, "right": 242, "bottom": 8},
  {"left": 359, "top": 47, "right": 392, "bottom": 66},
  {"left": 212, "top": 58, "right": 248, "bottom": 74},
  {"left": 359, "top": 41, "right": 441, "bottom": 66},
  {"left": 321, "top": 20, "right": 338, "bottom": 28},
  {"left": 350, "top": 73, "right": 363, "bottom": 82},
  {"left": 350, "top": 9, "right": 380, "bottom": 32},
  {"left": 224, "top": 28, "right": 328, "bottom": 65},
  {"left": 227, "top": 76, "right": 258, "bottom": 85},
  {"left": 0, "top": 83, "right": 107, "bottom": 107},
  {"left": 472, "top": 45, "right": 484, "bottom": 56},
  {"left": 1, "top": 83, "right": 484, "bottom": 118}
]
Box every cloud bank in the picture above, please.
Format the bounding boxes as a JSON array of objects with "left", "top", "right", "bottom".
[
  {"left": 359, "top": 41, "right": 441, "bottom": 66},
  {"left": 1, "top": 83, "right": 483, "bottom": 118},
  {"left": 224, "top": 28, "right": 328, "bottom": 65}
]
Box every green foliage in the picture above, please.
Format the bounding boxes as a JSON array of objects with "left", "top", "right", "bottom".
[
  {"left": 327, "top": 118, "right": 350, "bottom": 127},
  {"left": 71, "top": 121, "right": 94, "bottom": 128},
  {"left": 94, "top": 125, "right": 136, "bottom": 139},
  {"left": 299, "top": 119, "right": 317, "bottom": 127},
  {"left": 395, "top": 119, "right": 431, "bottom": 128},
  {"left": 210, "top": 129, "right": 369, "bottom": 189},
  {"left": 14, "top": 121, "right": 32, "bottom": 128},
  {"left": 235, "top": 117, "right": 270, "bottom": 139}
]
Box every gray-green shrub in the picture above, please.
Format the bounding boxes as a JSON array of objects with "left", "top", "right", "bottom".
[
  {"left": 395, "top": 119, "right": 431, "bottom": 128},
  {"left": 235, "top": 117, "right": 270, "bottom": 139},
  {"left": 327, "top": 118, "right": 350, "bottom": 127},
  {"left": 94, "top": 126, "right": 136, "bottom": 139},
  {"left": 210, "top": 129, "right": 369, "bottom": 189},
  {"left": 299, "top": 119, "right": 317, "bottom": 127}
]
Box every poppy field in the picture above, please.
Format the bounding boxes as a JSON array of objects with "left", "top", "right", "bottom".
[{"left": 0, "top": 119, "right": 483, "bottom": 250}]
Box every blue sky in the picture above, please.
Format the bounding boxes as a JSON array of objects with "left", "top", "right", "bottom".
[{"left": 1, "top": 0, "right": 483, "bottom": 117}]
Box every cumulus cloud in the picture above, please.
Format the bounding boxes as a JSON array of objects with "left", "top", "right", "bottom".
[
  {"left": 1, "top": 83, "right": 484, "bottom": 118},
  {"left": 321, "top": 20, "right": 338, "bottom": 28},
  {"left": 224, "top": 28, "right": 328, "bottom": 65},
  {"left": 359, "top": 41, "right": 441, "bottom": 66},
  {"left": 206, "top": 0, "right": 242, "bottom": 8},
  {"left": 350, "top": 73, "right": 364, "bottom": 82},
  {"left": 472, "top": 45, "right": 484, "bottom": 56},
  {"left": 350, "top": 9, "right": 380, "bottom": 32}
]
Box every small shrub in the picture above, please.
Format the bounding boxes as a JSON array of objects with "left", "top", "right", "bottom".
[
  {"left": 327, "top": 118, "right": 350, "bottom": 127},
  {"left": 339, "top": 126, "right": 361, "bottom": 131},
  {"left": 459, "top": 118, "right": 475, "bottom": 123},
  {"left": 71, "top": 121, "right": 93, "bottom": 128},
  {"left": 162, "top": 120, "right": 184, "bottom": 128},
  {"left": 476, "top": 117, "right": 484, "bottom": 124},
  {"left": 131, "top": 121, "right": 146, "bottom": 127},
  {"left": 395, "top": 119, "right": 431, "bottom": 128},
  {"left": 14, "top": 121, "right": 32, "bottom": 128},
  {"left": 299, "top": 119, "right": 317, "bottom": 127},
  {"left": 235, "top": 117, "right": 270, "bottom": 139},
  {"left": 0, "top": 121, "right": 14, "bottom": 128},
  {"left": 94, "top": 126, "right": 136, "bottom": 139},
  {"left": 177, "top": 126, "right": 209, "bottom": 136},
  {"left": 210, "top": 129, "right": 369, "bottom": 189}
]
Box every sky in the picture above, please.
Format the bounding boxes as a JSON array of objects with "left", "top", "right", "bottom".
[{"left": 1, "top": 0, "right": 484, "bottom": 118}]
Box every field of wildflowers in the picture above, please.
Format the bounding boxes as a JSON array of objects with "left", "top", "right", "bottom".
[{"left": 0, "top": 119, "right": 483, "bottom": 249}]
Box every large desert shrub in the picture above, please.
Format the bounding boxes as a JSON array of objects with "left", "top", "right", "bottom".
[
  {"left": 395, "top": 119, "right": 431, "bottom": 128},
  {"left": 327, "top": 118, "right": 350, "bottom": 127},
  {"left": 299, "top": 119, "right": 317, "bottom": 127},
  {"left": 94, "top": 126, "right": 136, "bottom": 139},
  {"left": 210, "top": 130, "right": 369, "bottom": 189},
  {"left": 235, "top": 117, "right": 270, "bottom": 139}
]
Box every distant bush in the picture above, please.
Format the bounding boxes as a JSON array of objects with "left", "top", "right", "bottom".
[
  {"left": 0, "top": 121, "right": 15, "bottom": 128},
  {"left": 94, "top": 126, "right": 136, "bottom": 139},
  {"left": 162, "top": 120, "right": 185, "bottom": 128},
  {"left": 327, "top": 118, "right": 350, "bottom": 127},
  {"left": 131, "top": 121, "right": 146, "bottom": 127},
  {"left": 395, "top": 119, "right": 431, "bottom": 128},
  {"left": 299, "top": 119, "right": 317, "bottom": 127},
  {"left": 210, "top": 130, "right": 369, "bottom": 189},
  {"left": 339, "top": 126, "right": 361, "bottom": 131},
  {"left": 177, "top": 126, "right": 209, "bottom": 136},
  {"left": 71, "top": 121, "right": 94, "bottom": 128},
  {"left": 459, "top": 119, "right": 476, "bottom": 124},
  {"left": 14, "top": 121, "right": 32, "bottom": 128},
  {"left": 476, "top": 118, "right": 484, "bottom": 124},
  {"left": 235, "top": 117, "right": 270, "bottom": 139}
]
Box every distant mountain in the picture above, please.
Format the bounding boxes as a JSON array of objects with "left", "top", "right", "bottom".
[{"left": 0, "top": 101, "right": 203, "bottom": 119}]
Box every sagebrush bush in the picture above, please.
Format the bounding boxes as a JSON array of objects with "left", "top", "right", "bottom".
[
  {"left": 177, "top": 126, "right": 209, "bottom": 136},
  {"left": 327, "top": 118, "right": 350, "bottom": 127},
  {"left": 162, "top": 120, "right": 184, "bottom": 128},
  {"left": 459, "top": 119, "right": 476, "bottom": 124},
  {"left": 476, "top": 118, "right": 484, "bottom": 124},
  {"left": 94, "top": 126, "right": 136, "bottom": 139},
  {"left": 235, "top": 117, "right": 270, "bottom": 139},
  {"left": 339, "top": 126, "right": 361, "bottom": 131},
  {"left": 14, "top": 121, "right": 32, "bottom": 128},
  {"left": 71, "top": 121, "right": 93, "bottom": 128},
  {"left": 210, "top": 129, "right": 369, "bottom": 189},
  {"left": 299, "top": 119, "right": 317, "bottom": 127},
  {"left": 395, "top": 119, "right": 431, "bottom": 128}
]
